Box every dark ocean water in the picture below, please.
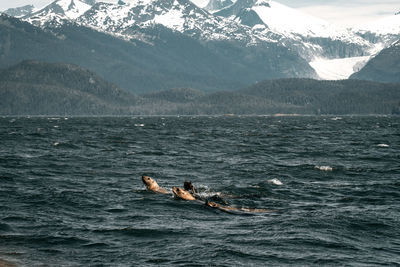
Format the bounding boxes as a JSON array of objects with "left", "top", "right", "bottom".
[{"left": 0, "top": 116, "right": 399, "bottom": 266}]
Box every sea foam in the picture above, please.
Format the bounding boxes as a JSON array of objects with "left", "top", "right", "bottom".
[
  {"left": 268, "top": 178, "right": 283, "bottom": 185},
  {"left": 377, "top": 144, "right": 389, "bottom": 147},
  {"left": 315, "top": 166, "right": 333, "bottom": 171}
]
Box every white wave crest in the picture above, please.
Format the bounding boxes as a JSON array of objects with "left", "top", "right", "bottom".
[
  {"left": 315, "top": 166, "right": 333, "bottom": 171},
  {"left": 195, "top": 191, "right": 222, "bottom": 199},
  {"left": 377, "top": 144, "right": 389, "bottom": 148},
  {"left": 331, "top": 117, "right": 342, "bottom": 121},
  {"left": 268, "top": 178, "right": 283, "bottom": 185}
]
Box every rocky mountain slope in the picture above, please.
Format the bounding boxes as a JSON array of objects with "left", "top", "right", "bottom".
[
  {"left": 3, "top": 5, "right": 35, "bottom": 18},
  {"left": 1, "top": 13, "right": 314, "bottom": 93},
  {"left": 350, "top": 40, "right": 400, "bottom": 83},
  {"left": 26, "top": 0, "right": 92, "bottom": 28},
  {"left": 2, "top": 0, "right": 399, "bottom": 83},
  {"left": 209, "top": 0, "right": 399, "bottom": 79},
  {"left": 19, "top": 0, "right": 321, "bottom": 80},
  {"left": 213, "top": 0, "right": 373, "bottom": 60},
  {"left": 355, "top": 12, "right": 400, "bottom": 45}
]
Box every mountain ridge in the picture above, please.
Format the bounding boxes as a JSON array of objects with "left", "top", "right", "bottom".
[
  {"left": 3, "top": 0, "right": 400, "bottom": 83},
  {"left": 1, "top": 13, "right": 316, "bottom": 93},
  {"left": 214, "top": 0, "right": 374, "bottom": 60},
  {"left": 3, "top": 5, "right": 35, "bottom": 18},
  {"left": 350, "top": 40, "right": 400, "bottom": 83}
]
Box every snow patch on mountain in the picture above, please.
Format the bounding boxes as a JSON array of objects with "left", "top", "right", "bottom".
[
  {"left": 153, "top": 7, "right": 185, "bottom": 31},
  {"left": 252, "top": 0, "right": 366, "bottom": 43},
  {"left": 253, "top": 1, "right": 330, "bottom": 37},
  {"left": 190, "top": 0, "right": 209, "bottom": 8},
  {"left": 357, "top": 12, "right": 400, "bottom": 35},
  {"left": 58, "top": 0, "right": 91, "bottom": 19},
  {"left": 77, "top": 0, "right": 280, "bottom": 44},
  {"left": 310, "top": 56, "right": 370, "bottom": 80},
  {"left": 18, "top": 0, "right": 395, "bottom": 81},
  {"left": 26, "top": 0, "right": 92, "bottom": 27},
  {"left": 213, "top": 0, "right": 373, "bottom": 62}
]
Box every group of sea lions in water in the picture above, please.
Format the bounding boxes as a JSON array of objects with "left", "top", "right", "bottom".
[{"left": 142, "top": 175, "right": 273, "bottom": 213}]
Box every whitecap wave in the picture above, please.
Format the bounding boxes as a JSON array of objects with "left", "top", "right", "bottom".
[
  {"left": 377, "top": 144, "right": 389, "bottom": 148},
  {"left": 315, "top": 166, "right": 333, "bottom": 171},
  {"left": 195, "top": 191, "right": 222, "bottom": 199},
  {"left": 268, "top": 178, "right": 283, "bottom": 185},
  {"left": 331, "top": 117, "right": 342, "bottom": 121}
]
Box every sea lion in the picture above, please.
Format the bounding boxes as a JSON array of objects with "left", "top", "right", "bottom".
[
  {"left": 172, "top": 186, "right": 196, "bottom": 201},
  {"left": 182, "top": 181, "right": 230, "bottom": 203},
  {"left": 205, "top": 200, "right": 272, "bottom": 213},
  {"left": 142, "top": 175, "right": 169, "bottom": 194},
  {"left": 184, "top": 181, "right": 196, "bottom": 194}
]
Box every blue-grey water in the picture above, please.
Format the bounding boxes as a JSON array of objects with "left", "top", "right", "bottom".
[{"left": 0, "top": 116, "right": 399, "bottom": 266}]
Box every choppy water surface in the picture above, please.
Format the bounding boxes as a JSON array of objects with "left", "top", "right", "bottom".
[{"left": 0, "top": 116, "right": 399, "bottom": 266}]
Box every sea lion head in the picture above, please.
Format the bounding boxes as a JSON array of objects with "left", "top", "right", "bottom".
[
  {"left": 142, "top": 175, "right": 160, "bottom": 191},
  {"left": 205, "top": 200, "right": 220, "bottom": 208},
  {"left": 172, "top": 186, "right": 196, "bottom": 201},
  {"left": 184, "top": 181, "right": 195, "bottom": 193}
]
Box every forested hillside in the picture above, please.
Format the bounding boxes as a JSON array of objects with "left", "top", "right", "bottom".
[
  {"left": 350, "top": 41, "right": 400, "bottom": 83},
  {"left": 0, "top": 61, "right": 142, "bottom": 115},
  {"left": 239, "top": 79, "right": 400, "bottom": 114},
  {"left": 1, "top": 61, "right": 399, "bottom": 115}
]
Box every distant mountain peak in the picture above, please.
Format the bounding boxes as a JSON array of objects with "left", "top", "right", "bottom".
[
  {"left": 215, "top": 0, "right": 372, "bottom": 61},
  {"left": 3, "top": 5, "right": 35, "bottom": 18},
  {"left": 217, "top": 0, "right": 341, "bottom": 38},
  {"left": 254, "top": 0, "right": 270, "bottom": 7},
  {"left": 25, "top": 0, "right": 92, "bottom": 27},
  {"left": 356, "top": 12, "right": 400, "bottom": 36},
  {"left": 76, "top": 0, "right": 282, "bottom": 44}
]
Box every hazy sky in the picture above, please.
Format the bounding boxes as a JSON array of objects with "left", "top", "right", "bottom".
[{"left": 1, "top": 0, "right": 399, "bottom": 27}]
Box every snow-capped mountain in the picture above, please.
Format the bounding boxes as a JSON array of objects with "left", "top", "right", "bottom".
[
  {"left": 3, "top": 5, "right": 35, "bottom": 18},
  {"left": 22, "top": 0, "right": 284, "bottom": 44},
  {"left": 357, "top": 12, "right": 400, "bottom": 36},
  {"left": 207, "top": 0, "right": 382, "bottom": 79},
  {"left": 214, "top": 0, "right": 373, "bottom": 59},
  {"left": 78, "top": 0, "right": 282, "bottom": 44},
  {"left": 14, "top": 0, "right": 397, "bottom": 81},
  {"left": 0, "top": 12, "right": 316, "bottom": 94},
  {"left": 25, "top": 0, "right": 93, "bottom": 27},
  {"left": 258, "top": 1, "right": 355, "bottom": 39},
  {"left": 355, "top": 12, "right": 400, "bottom": 46},
  {"left": 74, "top": 0, "right": 316, "bottom": 78}
]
